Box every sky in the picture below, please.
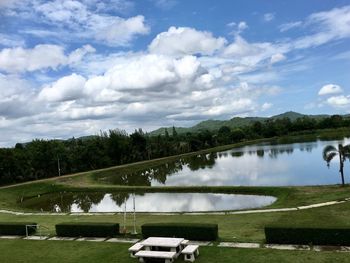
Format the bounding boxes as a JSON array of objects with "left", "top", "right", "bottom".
[{"left": 0, "top": 0, "right": 350, "bottom": 146}]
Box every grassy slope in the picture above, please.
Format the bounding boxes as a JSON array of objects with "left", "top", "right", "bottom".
[
  {"left": 1, "top": 200, "right": 350, "bottom": 242},
  {"left": 0, "top": 239, "right": 349, "bottom": 263}
]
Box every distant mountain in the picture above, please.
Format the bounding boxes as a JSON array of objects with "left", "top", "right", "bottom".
[{"left": 149, "top": 111, "right": 334, "bottom": 136}]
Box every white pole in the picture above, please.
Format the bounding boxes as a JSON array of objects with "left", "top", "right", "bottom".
[
  {"left": 123, "top": 197, "right": 127, "bottom": 234},
  {"left": 57, "top": 156, "right": 61, "bottom": 176},
  {"left": 133, "top": 193, "right": 137, "bottom": 234}
]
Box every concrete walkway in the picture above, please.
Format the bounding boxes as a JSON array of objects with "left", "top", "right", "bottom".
[
  {"left": 1, "top": 197, "right": 349, "bottom": 216},
  {"left": 1, "top": 235, "right": 350, "bottom": 253}
]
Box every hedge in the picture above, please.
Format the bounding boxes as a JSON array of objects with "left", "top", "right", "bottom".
[
  {"left": 141, "top": 223, "right": 218, "bottom": 241},
  {"left": 55, "top": 223, "right": 119, "bottom": 237},
  {"left": 0, "top": 222, "right": 37, "bottom": 235},
  {"left": 265, "top": 226, "right": 350, "bottom": 246}
]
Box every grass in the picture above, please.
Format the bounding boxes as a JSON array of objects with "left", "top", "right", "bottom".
[
  {"left": 1, "top": 239, "right": 350, "bottom": 263},
  {"left": 1, "top": 131, "right": 350, "bottom": 261},
  {"left": 1, "top": 200, "right": 350, "bottom": 242}
]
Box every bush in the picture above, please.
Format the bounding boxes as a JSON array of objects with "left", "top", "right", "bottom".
[
  {"left": 141, "top": 223, "right": 218, "bottom": 241},
  {"left": 55, "top": 222, "right": 119, "bottom": 237},
  {"left": 0, "top": 222, "right": 37, "bottom": 235},
  {"left": 265, "top": 226, "right": 350, "bottom": 245}
]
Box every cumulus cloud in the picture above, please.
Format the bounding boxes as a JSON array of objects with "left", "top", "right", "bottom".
[
  {"left": 326, "top": 95, "right": 350, "bottom": 106},
  {"left": 0, "top": 44, "right": 94, "bottom": 73},
  {"left": 38, "top": 73, "right": 86, "bottom": 102},
  {"left": 149, "top": 27, "right": 227, "bottom": 56},
  {"left": 318, "top": 84, "right": 343, "bottom": 96}
]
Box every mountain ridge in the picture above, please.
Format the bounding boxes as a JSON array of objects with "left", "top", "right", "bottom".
[{"left": 149, "top": 111, "right": 337, "bottom": 136}]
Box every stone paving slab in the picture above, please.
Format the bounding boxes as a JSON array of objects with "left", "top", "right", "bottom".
[
  {"left": 264, "top": 244, "right": 310, "bottom": 251},
  {"left": 23, "top": 235, "right": 49, "bottom": 240},
  {"left": 76, "top": 237, "right": 107, "bottom": 242},
  {"left": 106, "top": 238, "right": 139, "bottom": 243},
  {"left": 48, "top": 236, "right": 77, "bottom": 241},
  {"left": 187, "top": 241, "right": 212, "bottom": 246},
  {"left": 0, "top": 235, "right": 23, "bottom": 239},
  {"left": 219, "top": 242, "right": 260, "bottom": 248}
]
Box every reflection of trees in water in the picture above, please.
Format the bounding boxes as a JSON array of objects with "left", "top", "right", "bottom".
[
  {"left": 96, "top": 152, "right": 219, "bottom": 186},
  {"left": 257, "top": 149, "right": 265, "bottom": 158},
  {"left": 185, "top": 152, "right": 217, "bottom": 171},
  {"left": 74, "top": 192, "right": 105, "bottom": 212},
  {"left": 268, "top": 147, "right": 294, "bottom": 159},
  {"left": 110, "top": 192, "right": 130, "bottom": 207},
  {"left": 231, "top": 151, "right": 244, "bottom": 158},
  {"left": 25, "top": 192, "right": 105, "bottom": 212}
]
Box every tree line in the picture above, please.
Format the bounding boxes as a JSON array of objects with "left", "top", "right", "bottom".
[{"left": 0, "top": 115, "right": 349, "bottom": 186}]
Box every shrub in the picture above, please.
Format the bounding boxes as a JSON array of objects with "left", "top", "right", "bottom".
[
  {"left": 0, "top": 222, "right": 37, "bottom": 235},
  {"left": 265, "top": 226, "right": 350, "bottom": 246},
  {"left": 55, "top": 222, "right": 119, "bottom": 237},
  {"left": 141, "top": 223, "right": 218, "bottom": 241}
]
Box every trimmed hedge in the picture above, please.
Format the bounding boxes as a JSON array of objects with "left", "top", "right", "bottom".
[
  {"left": 141, "top": 223, "right": 218, "bottom": 241},
  {"left": 55, "top": 222, "right": 119, "bottom": 237},
  {"left": 0, "top": 222, "right": 37, "bottom": 235},
  {"left": 265, "top": 226, "right": 350, "bottom": 246}
]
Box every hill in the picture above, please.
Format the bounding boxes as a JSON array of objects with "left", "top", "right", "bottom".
[{"left": 149, "top": 111, "right": 332, "bottom": 136}]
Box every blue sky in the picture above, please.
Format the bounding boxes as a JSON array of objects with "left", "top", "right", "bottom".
[{"left": 0, "top": 0, "right": 349, "bottom": 146}]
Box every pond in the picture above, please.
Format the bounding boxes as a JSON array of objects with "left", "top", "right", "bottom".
[
  {"left": 21, "top": 192, "right": 276, "bottom": 213},
  {"left": 94, "top": 137, "right": 350, "bottom": 187}
]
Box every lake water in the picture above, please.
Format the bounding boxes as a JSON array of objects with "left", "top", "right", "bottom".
[
  {"left": 95, "top": 137, "right": 350, "bottom": 187},
  {"left": 22, "top": 192, "right": 276, "bottom": 213}
]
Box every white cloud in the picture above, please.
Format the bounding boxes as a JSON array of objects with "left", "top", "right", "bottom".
[
  {"left": 263, "top": 13, "right": 275, "bottom": 22},
  {"left": 279, "top": 21, "right": 302, "bottom": 32},
  {"left": 238, "top": 21, "right": 248, "bottom": 32},
  {"left": 38, "top": 73, "right": 86, "bottom": 102},
  {"left": 149, "top": 27, "right": 227, "bottom": 56},
  {"left": 262, "top": 102, "right": 273, "bottom": 111},
  {"left": 318, "top": 84, "right": 343, "bottom": 96},
  {"left": 0, "top": 33, "right": 25, "bottom": 47},
  {"left": 93, "top": 15, "right": 150, "bottom": 45},
  {"left": 0, "top": 44, "right": 94, "bottom": 73},
  {"left": 326, "top": 95, "right": 350, "bottom": 106},
  {"left": 33, "top": 0, "right": 150, "bottom": 46},
  {"left": 270, "top": 53, "right": 286, "bottom": 64}
]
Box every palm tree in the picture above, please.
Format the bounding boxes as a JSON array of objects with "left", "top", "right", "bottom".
[{"left": 323, "top": 144, "right": 348, "bottom": 186}]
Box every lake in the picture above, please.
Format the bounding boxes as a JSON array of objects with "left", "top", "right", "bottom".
[
  {"left": 21, "top": 192, "right": 276, "bottom": 213},
  {"left": 94, "top": 137, "right": 350, "bottom": 187}
]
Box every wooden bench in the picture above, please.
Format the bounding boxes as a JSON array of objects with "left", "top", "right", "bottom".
[
  {"left": 135, "top": 250, "right": 176, "bottom": 263},
  {"left": 181, "top": 245, "right": 199, "bottom": 262},
  {"left": 128, "top": 242, "right": 144, "bottom": 258}
]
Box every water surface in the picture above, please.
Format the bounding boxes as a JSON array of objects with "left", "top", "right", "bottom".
[
  {"left": 94, "top": 137, "right": 350, "bottom": 186},
  {"left": 22, "top": 192, "right": 276, "bottom": 213}
]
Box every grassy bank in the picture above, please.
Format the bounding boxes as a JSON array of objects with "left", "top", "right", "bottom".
[
  {"left": 1, "top": 198, "right": 350, "bottom": 242},
  {"left": 1, "top": 239, "right": 350, "bottom": 263}
]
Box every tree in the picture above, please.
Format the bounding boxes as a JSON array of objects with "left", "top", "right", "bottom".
[{"left": 323, "top": 144, "right": 348, "bottom": 186}]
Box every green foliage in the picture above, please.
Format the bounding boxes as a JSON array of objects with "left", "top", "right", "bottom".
[
  {"left": 1, "top": 112, "right": 350, "bottom": 186},
  {"left": 141, "top": 223, "right": 218, "bottom": 241},
  {"left": 55, "top": 222, "right": 119, "bottom": 237},
  {"left": 265, "top": 226, "right": 350, "bottom": 246},
  {"left": 0, "top": 222, "right": 37, "bottom": 235}
]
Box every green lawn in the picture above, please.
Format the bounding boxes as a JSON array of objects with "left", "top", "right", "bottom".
[{"left": 0, "top": 239, "right": 349, "bottom": 263}]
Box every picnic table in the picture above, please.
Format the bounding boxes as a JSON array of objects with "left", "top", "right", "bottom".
[
  {"left": 130, "top": 237, "right": 199, "bottom": 262},
  {"left": 140, "top": 237, "right": 184, "bottom": 255}
]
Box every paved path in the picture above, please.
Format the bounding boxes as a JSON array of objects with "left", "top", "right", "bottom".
[
  {"left": 1, "top": 235, "right": 349, "bottom": 253},
  {"left": 1, "top": 197, "right": 349, "bottom": 216}
]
